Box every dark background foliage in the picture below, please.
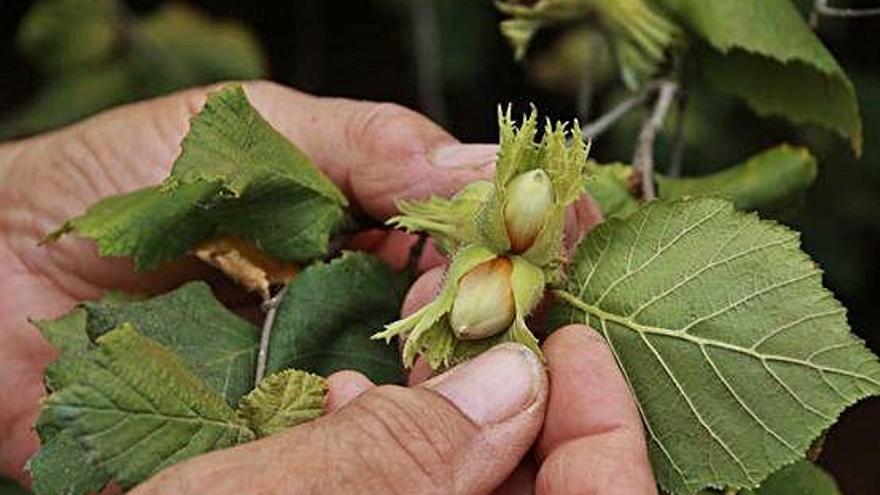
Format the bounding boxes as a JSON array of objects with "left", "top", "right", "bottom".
[{"left": 1, "top": 1, "right": 877, "bottom": 493}]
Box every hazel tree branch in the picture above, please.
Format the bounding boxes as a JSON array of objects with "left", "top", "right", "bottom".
[
  {"left": 580, "top": 80, "right": 663, "bottom": 139},
  {"left": 632, "top": 80, "right": 677, "bottom": 200}
]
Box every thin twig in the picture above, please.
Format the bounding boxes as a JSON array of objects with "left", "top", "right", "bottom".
[
  {"left": 410, "top": 0, "right": 448, "bottom": 126},
  {"left": 810, "top": 0, "right": 880, "bottom": 28},
  {"left": 632, "top": 81, "right": 677, "bottom": 200},
  {"left": 581, "top": 80, "right": 663, "bottom": 139},
  {"left": 255, "top": 286, "right": 288, "bottom": 386}
]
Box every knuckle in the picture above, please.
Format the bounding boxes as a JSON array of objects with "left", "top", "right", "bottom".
[
  {"left": 537, "top": 446, "right": 594, "bottom": 495},
  {"left": 344, "top": 102, "right": 422, "bottom": 156},
  {"left": 343, "top": 385, "right": 474, "bottom": 493}
]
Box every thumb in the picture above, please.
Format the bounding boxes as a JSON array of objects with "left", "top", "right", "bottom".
[
  {"left": 311, "top": 343, "right": 547, "bottom": 495},
  {"left": 136, "top": 344, "right": 547, "bottom": 495}
]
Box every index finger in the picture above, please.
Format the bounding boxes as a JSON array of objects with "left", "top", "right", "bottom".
[{"left": 536, "top": 325, "right": 657, "bottom": 495}]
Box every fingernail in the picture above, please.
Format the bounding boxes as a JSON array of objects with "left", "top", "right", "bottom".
[
  {"left": 430, "top": 143, "right": 499, "bottom": 169},
  {"left": 423, "top": 344, "right": 543, "bottom": 425}
]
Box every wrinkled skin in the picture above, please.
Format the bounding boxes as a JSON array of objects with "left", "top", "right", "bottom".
[{"left": 0, "top": 81, "right": 655, "bottom": 494}]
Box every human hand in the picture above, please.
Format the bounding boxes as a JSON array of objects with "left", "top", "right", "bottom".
[
  {"left": 134, "top": 266, "right": 658, "bottom": 494},
  {"left": 0, "top": 80, "right": 623, "bottom": 491},
  {"left": 131, "top": 326, "right": 656, "bottom": 495},
  {"left": 0, "top": 80, "right": 502, "bottom": 483}
]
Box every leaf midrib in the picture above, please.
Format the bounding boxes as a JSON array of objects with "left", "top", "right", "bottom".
[{"left": 554, "top": 290, "right": 880, "bottom": 387}]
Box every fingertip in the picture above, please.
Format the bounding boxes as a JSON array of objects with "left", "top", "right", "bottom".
[
  {"left": 543, "top": 324, "right": 606, "bottom": 354},
  {"left": 406, "top": 356, "right": 435, "bottom": 386},
  {"left": 563, "top": 193, "right": 604, "bottom": 251},
  {"left": 536, "top": 435, "right": 657, "bottom": 495},
  {"left": 401, "top": 266, "right": 445, "bottom": 317},
  {"left": 539, "top": 324, "right": 644, "bottom": 459},
  {"left": 325, "top": 370, "right": 375, "bottom": 413}
]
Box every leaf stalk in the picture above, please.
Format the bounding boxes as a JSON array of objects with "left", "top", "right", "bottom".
[
  {"left": 633, "top": 80, "right": 677, "bottom": 200},
  {"left": 256, "top": 286, "right": 288, "bottom": 386}
]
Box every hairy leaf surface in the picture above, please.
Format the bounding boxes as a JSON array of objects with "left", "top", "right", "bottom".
[
  {"left": 49, "top": 85, "right": 347, "bottom": 268},
  {"left": 656, "top": 0, "right": 861, "bottom": 152},
  {"left": 237, "top": 370, "right": 327, "bottom": 438},
  {"left": 559, "top": 198, "right": 880, "bottom": 494},
  {"left": 84, "top": 281, "right": 259, "bottom": 404},
  {"left": 38, "top": 325, "right": 253, "bottom": 489},
  {"left": 31, "top": 308, "right": 90, "bottom": 357},
  {"left": 27, "top": 432, "right": 110, "bottom": 495},
  {"left": 270, "top": 252, "right": 405, "bottom": 384}
]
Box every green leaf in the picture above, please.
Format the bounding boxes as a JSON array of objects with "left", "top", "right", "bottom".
[
  {"left": 166, "top": 85, "right": 345, "bottom": 205},
  {"left": 47, "top": 182, "right": 221, "bottom": 270},
  {"left": 31, "top": 309, "right": 90, "bottom": 357},
  {"left": 27, "top": 433, "right": 110, "bottom": 495},
  {"left": 558, "top": 197, "right": 880, "bottom": 494},
  {"left": 743, "top": 460, "right": 841, "bottom": 495},
  {"left": 49, "top": 85, "right": 348, "bottom": 268},
  {"left": 586, "top": 145, "right": 818, "bottom": 219},
  {"left": 656, "top": 0, "right": 862, "bottom": 152},
  {"left": 38, "top": 324, "right": 253, "bottom": 489},
  {"left": 269, "top": 252, "right": 405, "bottom": 384},
  {"left": 657, "top": 145, "right": 818, "bottom": 215},
  {"left": 237, "top": 370, "right": 327, "bottom": 438},
  {"left": 83, "top": 281, "right": 259, "bottom": 404}
]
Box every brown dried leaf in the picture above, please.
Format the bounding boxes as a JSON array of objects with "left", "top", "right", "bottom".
[{"left": 194, "top": 235, "right": 297, "bottom": 299}]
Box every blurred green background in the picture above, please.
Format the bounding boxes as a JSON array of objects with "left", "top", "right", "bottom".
[{"left": 0, "top": 1, "right": 877, "bottom": 493}]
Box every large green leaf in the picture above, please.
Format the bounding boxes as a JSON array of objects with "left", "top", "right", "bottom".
[
  {"left": 586, "top": 145, "right": 818, "bottom": 219},
  {"left": 37, "top": 325, "right": 253, "bottom": 489},
  {"left": 269, "top": 252, "right": 406, "bottom": 384},
  {"left": 83, "top": 281, "right": 259, "bottom": 404},
  {"left": 657, "top": 145, "right": 818, "bottom": 215},
  {"left": 27, "top": 432, "right": 109, "bottom": 495},
  {"left": 743, "top": 460, "right": 841, "bottom": 495},
  {"left": 49, "top": 85, "right": 348, "bottom": 268},
  {"left": 557, "top": 197, "right": 880, "bottom": 494},
  {"left": 656, "top": 0, "right": 861, "bottom": 152}
]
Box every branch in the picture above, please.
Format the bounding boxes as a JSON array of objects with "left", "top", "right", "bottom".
[
  {"left": 632, "top": 81, "right": 677, "bottom": 200},
  {"left": 810, "top": 0, "right": 880, "bottom": 28},
  {"left": 255, "top": 286, "right": 288, "bottom": 386},
  {"left": 581, "top": 80, "right": 663, "bottom": 139}
]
